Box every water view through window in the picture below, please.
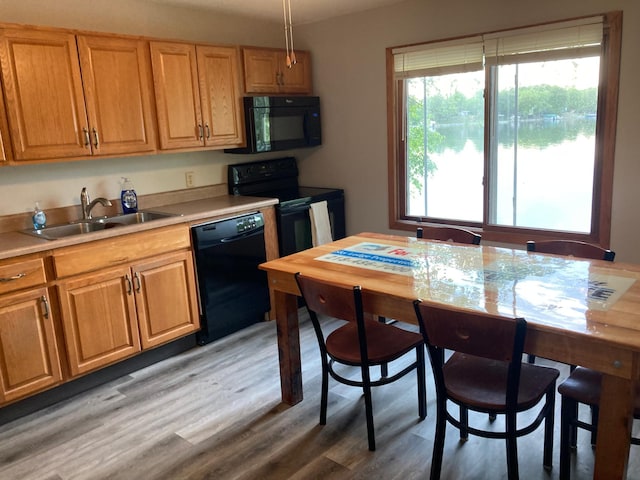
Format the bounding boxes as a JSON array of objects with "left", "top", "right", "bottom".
[{"left": 406, "top": 57, "right": 599, "bottom": 233}]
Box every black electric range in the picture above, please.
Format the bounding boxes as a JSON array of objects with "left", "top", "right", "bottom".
[{"left": 228, "top": 157, "right": 345, "bottom": 256}]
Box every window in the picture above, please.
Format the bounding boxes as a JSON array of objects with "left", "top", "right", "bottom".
[{"left": 387, "top": 12, "right": 622, "bottom": 246}]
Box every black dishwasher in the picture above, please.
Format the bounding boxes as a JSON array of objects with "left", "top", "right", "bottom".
[{"left": 191, "top": 212, "right": 270, "bottom": 345}]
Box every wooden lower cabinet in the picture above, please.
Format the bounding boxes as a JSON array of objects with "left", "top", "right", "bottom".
[
  {"left": 134, "top": 250, "right": 199, "bottom": 349},
  {"left": 0, "top": 287, "right": 62, "bottom": 403},
  {"left": 58, "top": 265, "right": 141, "bottom": 376},
  {"left": 57, "top": 247, "right": 199, "bottom": 377}
]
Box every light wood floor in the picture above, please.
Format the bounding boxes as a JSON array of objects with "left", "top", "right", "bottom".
[{"left": 0, "top": 313, "right": 638, "bottom": 480}]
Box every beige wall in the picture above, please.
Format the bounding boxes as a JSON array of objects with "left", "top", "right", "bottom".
[
  {"left": 2, "top": 0, "right": 639, "bottom": 263},
  {"left": 296, "top": 0, "right": 640, "bottom": 262},
  {"left": 0, "top": 0, "right": 285, "bottom": 218}
]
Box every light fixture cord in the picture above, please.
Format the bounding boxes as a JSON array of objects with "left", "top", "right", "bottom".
[
  {"left": 287, "top": 0, "right": 297, "bottom": 66},
  {"left": 283, "top": 0, "right": 291, "bottom": 67}
]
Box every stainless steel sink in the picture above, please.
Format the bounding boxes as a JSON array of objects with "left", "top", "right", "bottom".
[
  {"left": 91, "top": 211, "right": 175, "bottom": 226},
  {"left": 22, "top": 210, "right": 177, "bottom": 240}
]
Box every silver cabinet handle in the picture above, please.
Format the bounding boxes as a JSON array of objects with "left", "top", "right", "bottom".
[
  {"left": 134, "top": 272, "right": 141, "bottom": 293},
  {"left": 125, "top": 274, "right": 132, "bottom": 295},
  {"left": 40, "top": 295, "right": 49, "bottom": 319},
  {"left": 92, "top": 128, "right": 100, "bottom": 148},
  {"left": 82, "top": 128, "right": 91, "bottom": 148},
  {"left": 0, "top": 273, "right": 26, "bottom": 283},
  {"left": 205, "top": 123, "right": 210, "bottom": 139},
  {"left": 198, "top": 123, "right": 204, "bottom": 140}
]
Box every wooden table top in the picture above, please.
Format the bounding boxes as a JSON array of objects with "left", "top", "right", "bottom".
[
  {"left": 261, "top": 232, "right": 640, "bottom": 478},
  {"left": 261, "top": 232, "right": 640, "bottom": 357}
]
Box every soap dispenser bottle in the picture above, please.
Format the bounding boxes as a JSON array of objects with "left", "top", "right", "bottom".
[
  {"left": 120, "top": 177, "right": 138, "bottom": 214},
  {"left": 32, "top": 202, "right": 47, "bottom": 230}
]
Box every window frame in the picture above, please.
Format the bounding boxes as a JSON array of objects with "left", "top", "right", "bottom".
[{"left": 386, "top": 11, "right": 622, "bottom": 247}]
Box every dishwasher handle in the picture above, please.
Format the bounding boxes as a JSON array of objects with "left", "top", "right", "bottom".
[
  {"left": 220, "top": 227, "right": 265, "bottom": 244},
  {"left": 194, "top": 224, "right": 265, "bottom": 249}
]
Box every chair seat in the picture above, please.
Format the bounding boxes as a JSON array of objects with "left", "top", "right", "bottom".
[
  {"left": 326, "top": 319, "right": 423, "bottom": 365},
  {"left": 558, "top": 366, "right": 640, "bottom": 415},
  {"left": 444, "top": 353, "right": 560, "bottom": 411}
]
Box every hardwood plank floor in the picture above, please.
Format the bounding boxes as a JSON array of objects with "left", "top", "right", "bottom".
[{"left": 0, "top": 312, "right": 638, "bottom": 479}]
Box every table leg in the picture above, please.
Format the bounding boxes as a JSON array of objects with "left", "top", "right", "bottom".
[
  {"left": 593, "top": 374, "right": 635, "bottom": 479},
  {"left": 275, "top": 289, "right": 303, "bottom": 405}
]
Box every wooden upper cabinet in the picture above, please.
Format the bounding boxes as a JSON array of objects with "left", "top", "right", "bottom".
[
  {"left": 197, "top": 45, "right": 244, "bottom": 147},
  {"left": 280, "top": 50, "right": 312, "bottom": 93},
  {"left": 242, "top": 47, "right": 312, "bottom": 94},
  {"left": 77, "top": 35, "right": 156, "bottom": 156},
  {"left": 0, "top": 28, "right": 89, "bottom": 161},
  {"left": 0, "top": 28, "right": 156, "bottom": 163},
  {"left": 150, "top": 41, "right": 243, "bottom": 150},
  {"left": 150, "top": 41, "right": 202, "bottom": 150},
  {"left": 0, "top": 78, "right": 12, "bottom": 164}
]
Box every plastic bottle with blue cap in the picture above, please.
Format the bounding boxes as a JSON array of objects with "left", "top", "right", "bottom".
[
  {"left": 120, "top": 177, "right": 138, "bottom": 214},
  {"left": 32, "top": 202, "right": 47, "bottom": 230}
]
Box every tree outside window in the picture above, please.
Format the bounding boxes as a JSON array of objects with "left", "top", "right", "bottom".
[{"left": 388, "top": 12, "right": 621, "bottom": 246}]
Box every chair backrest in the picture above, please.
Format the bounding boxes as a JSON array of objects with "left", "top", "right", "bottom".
[
  {"left": 296, "top": 272, "right": 362, "bottom": 321},
  {"left": 526, "top": 240, "right": 615, "bottom": 262},
  {"left": 295, "top": 272, "right": 369, "bottom": 361},
  {"left": 414, "top": 301, "right": 526, "bottom": 404},
  {"left": 417, "top": 225, "right": 481, "bottom": 245}
]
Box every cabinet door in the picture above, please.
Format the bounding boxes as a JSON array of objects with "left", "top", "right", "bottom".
[
  {"left": 280, "top": 50, "right": 312, "bottom": 94},
  {"left": 58, "top": 265, "right": 141, "bottom": 376},
  {"left": 134, "top": 250, "right": 199, "bottom": 349},
  {"left": 150, "top": 41, "right": 203, "bottom": 150},
  {"left": 242, "top": 47, "right": 281, "bottom": 93},
  {"left": 0, "top": 28, "right": 89, "bottom": 161},
  {"left": 242, "top": 47, "right": 312, "bottom": 95},
  {"left": 0, "top": 78, "right": 12, "bottom": 164},
  {"left": 0, "top": 288, "right": 62, "bottom": 403},
  {"left": 77, "top": 35, "right": 156, "bottom": 156},
  {"left": 197, "top": 45, "right": 244, "bottom": 147}
]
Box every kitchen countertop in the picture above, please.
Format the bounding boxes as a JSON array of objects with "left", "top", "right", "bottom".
[{"left": 0, "top": 195, "right": 278, "bottom": 261}]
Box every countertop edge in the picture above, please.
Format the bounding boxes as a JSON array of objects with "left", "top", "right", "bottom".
[{"left": 0, "top": 195, "right": 278, "bottom": 261}]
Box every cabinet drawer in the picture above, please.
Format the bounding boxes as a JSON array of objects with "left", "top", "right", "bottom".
[
  {"left": 0, "top": 257, "right": 46, "bottom": 295},
  {"left": 52, "top": 224, "right": 191, "bottom": 278}
]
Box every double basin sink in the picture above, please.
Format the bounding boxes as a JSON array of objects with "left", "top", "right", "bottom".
[{"left": 24, "top": 211, "right": 177, "bottom": 241}]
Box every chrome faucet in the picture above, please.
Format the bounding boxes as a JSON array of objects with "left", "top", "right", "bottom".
[{"left": 80, "top": 187, "right": 112, "bottom": 220}]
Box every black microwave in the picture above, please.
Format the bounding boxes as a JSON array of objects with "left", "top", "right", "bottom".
[{"left": 225, "top": 96, "right": 321, "bottom": 154}]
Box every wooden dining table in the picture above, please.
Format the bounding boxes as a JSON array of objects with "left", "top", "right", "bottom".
[{"left": 259, "top": 232, "right": 640, "bottom": 479}]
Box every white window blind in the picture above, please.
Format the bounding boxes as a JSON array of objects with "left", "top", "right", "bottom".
[
  {"left": 393, "top": 16, "right": 603, "bottom": 76},
  {"left": 393, "top": 36, "right": 484, "bottom": 78},
  {"left": 484, "top": 16, "right": 603, "bottom": 64}
]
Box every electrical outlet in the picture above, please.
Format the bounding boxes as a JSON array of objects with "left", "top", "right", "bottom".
[{"left": 185, "top": 171, "right": 195, "bottom": 188}]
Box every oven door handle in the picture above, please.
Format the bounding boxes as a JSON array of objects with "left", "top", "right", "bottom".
[{"left": 279, "top": 204, "right": 310, "bottom": 215}]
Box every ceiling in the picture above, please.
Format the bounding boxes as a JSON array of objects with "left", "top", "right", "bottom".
[{"left": 144, "top": 0, "right": 407, "bottom": 25}]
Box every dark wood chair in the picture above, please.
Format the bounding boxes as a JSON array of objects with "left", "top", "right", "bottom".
[
  {"left": 413, "top": 301, "right": 559, "bottom": 480},
  {"left": 557, "top": 367, "right": 640, "bottom": 479},
  {"left": 295, "top": 272, "right": 427, "bottom": 451},
  {"left": 526, "top": 240, "right": 615, "bottom": 364},
  {"left": 417, "top": 225, "right": 482, "bottom": 245}
]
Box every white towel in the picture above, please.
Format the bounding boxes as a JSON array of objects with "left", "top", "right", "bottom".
[{"left": 309, "top": 200, "right": 333, "bottom": 247}]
